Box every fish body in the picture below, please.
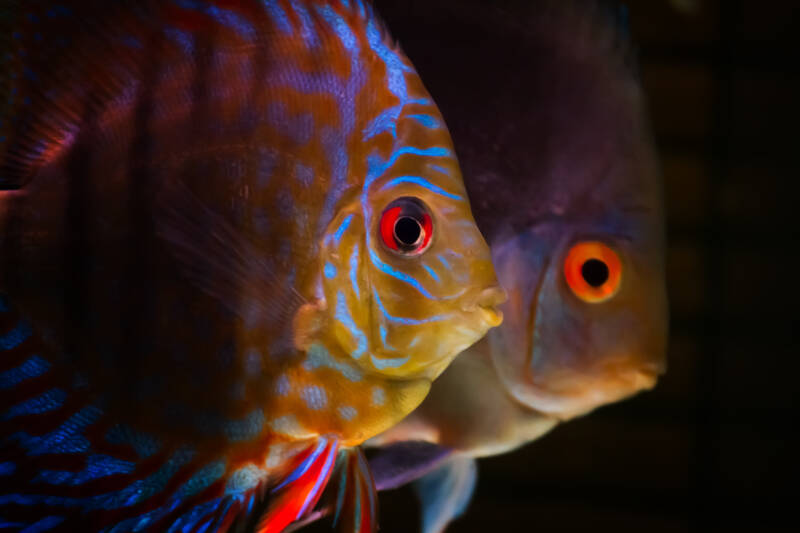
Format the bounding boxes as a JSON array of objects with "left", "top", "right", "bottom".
[
  {"left": 0, "top": 1, "right": 503, "bottom": 530},
  {"left": 365, "top": 1, "right": 668, "bottom": 531}
]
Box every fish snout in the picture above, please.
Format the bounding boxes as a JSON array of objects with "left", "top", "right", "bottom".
[
  {"left": 642, "top": 357, "right": 668, "bottom": 377},
  {"left": 466, "top": 286, "right": 507, "bottom": 327}
]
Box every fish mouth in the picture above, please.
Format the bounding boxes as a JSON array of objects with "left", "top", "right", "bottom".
[
  {"left": 524, "top": 368, "right": 661, "bottom": 420},
  {"left": 478, "top": 306, "right": 504, "bottom": 327},
  {"left": 467, "top": 286, "right": 507, "bottom": 327}
]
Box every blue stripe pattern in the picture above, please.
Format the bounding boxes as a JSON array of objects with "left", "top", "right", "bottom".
[
  {"left": 34, "top": 455, "right": 135, "bottom": 486},
  {"left": 179, "top": 461, "right": 227, "bottom": 498},
  {"left": 272, "top": 437, "right": 328, "bottom": 492},
  {"left": 172, "top": 0, "right": 257, "bottom": 39},
  {"left": 0, "top": 355, "right": 50, "bottom": 389},
  {"left": 11, "top": 406, "right": 102, "bottom": 456},
  {"left": 408, "top": 114, "right": 439, "bottom": 128},
  {"left": 370, "top": 353, "right": 410, "bottom": 370},
  {"left": 264, "top": 0, "right": 293, "bottom": 34},
  {"left": 379, "top": 175, "right": 463, "bottom": 201},
  {"left": 105, "top": 424, "right": 161, "bottom": 459},
  {"left": 289, "top": 0, "right": 320, "bottom": 48},
  {"left": 335, "top": 291, "right": 367, "bottom": 359},
  {"left": 297, "top": 442, "right": 337, "bottom": 518},
  {"left": 372, "top": 289, "right": 452, "bottom": 326},
  {"left": 0, "top": 320, "right": 32, "bottom": 350},
  {"left": 2, "top": 389, "right": 67, "bottom": 420},
  {"left": 368, "top": 248, "right": 434, "bottom": 299},
  {"left": 349, "top": 244, "right": 361, "bottom": 299}
]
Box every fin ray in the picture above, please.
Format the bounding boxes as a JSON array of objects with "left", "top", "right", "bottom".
[
  {"left": 413, "top": 454, "right": 477, "bottom": 533},
  {"left": 155, "top": 180, "right": 307, "bottom": 333},
  {"left": 255, "top": 437, "right": 339, "bottom": 533},
  {"left": 332, "top": 447, "right": 377, "bottom": 533}
]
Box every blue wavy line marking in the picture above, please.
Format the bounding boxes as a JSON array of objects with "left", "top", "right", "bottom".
[
  {"left": 379, "top": 175, "right": 463, "bottom": 201},
  {"left": 0, "top": 355, "right": 50, "bottom": 390},
  {"left": 349, "top": 244, "right": 361, "bottom": 299},
  {"left": 335, "top": 292, "right": 367, "bottom": 359},
  {"left": 297, "top": 442, "right": 337, "bottom": 518},
  {"left": 372, "top": 289, "right": 451, "bottom": 325},
  {"left": 171, "top": 0, "right": 257, "bottom": 39},
  {"left": 368, "top": 248, "right": 433, "bottom": 299},
  {"left": 333, "top": 214, "right": 354, "bottom": 245},
  {"left": 364, "top": 146, "right": 451, "bottom": 186},
  {"left": 265, "top": 0, "right": 293, "bottom": 35},
  {"left": 430, "top": 164, "right": 450, "bottom": 176},
  {"left": 2, "top": 389, "right": 67, "bottom": 420},
  {"left": 272, "top": 437, "right": 328, "bottom": 492},
  {"left": 289, "top": 0, "right": 319, "bottom": 48},
  {"left": 316, "top": 4, "right": 357, "bottom": 51},
  {"left": 0, "top": 320, "right": 32, "bottom": 350},
  {"left": 370, "top": 353, "right": 409, "bottom": 370},
  {"left": 423, "top": 264, "right": 441, "bottom": 283},
  {"left": 408, "top": 114, "right": 439, "bottom": 128}
]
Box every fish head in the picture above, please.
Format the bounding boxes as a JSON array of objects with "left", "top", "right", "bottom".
[
  {"left": 481, "top": 78, "right": 668, "bottom": 420},
  {"left": 318, "top": 112, "right": 505, "bottom": 382},
  {"left": 488, "top": 219, "right": 667, "bottom": 420},
  {"left": 421, "top": 2, "right": 671, "bottom": 421}
]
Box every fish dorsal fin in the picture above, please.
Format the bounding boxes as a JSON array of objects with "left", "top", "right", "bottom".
[
  {"left": 413, "top": 454, "right": 478, "bottom": 533},
  {"left": 0, "top": 1, "right": 157, "bottom": 191}
]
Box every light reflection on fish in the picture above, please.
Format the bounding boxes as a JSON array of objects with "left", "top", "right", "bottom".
[
  {"left": 0, "top": 1, "right": 504, "bottom": 531},
  {"left": 365, "top": 1, "right": 668, "bottom": 531}
]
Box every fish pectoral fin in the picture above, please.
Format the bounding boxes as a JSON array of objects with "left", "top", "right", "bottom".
[
  {"left": 369, "top": 441, "right": 454, "bottom": 491},
  {"left": 255, "top": 437, "right": 340, "bottom": 533},
  {"left": 331, "top": 447, "right": 378, "bottom": 533},
  {"left": 155, "top": 180, "right": 307, "bottom": 330},
  {"left": 292, "top": 300, "right": 327, "bottom": 351},
  {"left": 413, "top": 454, "right": 478, "bottom": 533}
]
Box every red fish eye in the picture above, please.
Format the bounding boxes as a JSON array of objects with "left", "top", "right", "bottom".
[
  {"left": 379, "top": 197, "right": 433, "bottom": 255},
  {"left": 564, "top": 241, "right": 622, "bottom": 303}
]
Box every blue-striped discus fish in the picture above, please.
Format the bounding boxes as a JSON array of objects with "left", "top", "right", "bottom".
[{"left": 0, "top": 1, "right": 504, "bottom": 531}]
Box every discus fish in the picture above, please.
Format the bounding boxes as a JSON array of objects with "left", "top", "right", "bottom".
[
  {"left": 0, "top": 1, "right": 504, "bottom": 531},
  {"left": 365, "top": 1, "right": 668, "bottom": 531}
]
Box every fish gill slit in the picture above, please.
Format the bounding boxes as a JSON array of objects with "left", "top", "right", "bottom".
[{"left": 525, "top": 256, "right": 551, "bottom": 378}]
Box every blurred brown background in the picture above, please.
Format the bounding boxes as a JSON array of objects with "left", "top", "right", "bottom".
[{"left": 326, "top": 1, "right": 797, "bottom": 532}]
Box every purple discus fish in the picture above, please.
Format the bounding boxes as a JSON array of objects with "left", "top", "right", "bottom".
[{"left": 363, "top": 1, "right": 668, "bottom": 531}]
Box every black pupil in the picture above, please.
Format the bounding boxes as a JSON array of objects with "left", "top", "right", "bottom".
[
  {"left": 581, "top": 259, "right": 609, "bottom": 288},
  {"left": 394, "top": 216, "right": 422, "bottom": 247}
]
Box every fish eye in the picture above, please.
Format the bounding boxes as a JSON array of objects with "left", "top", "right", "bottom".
[
  {"left": 564, "top": 241, "right": 622, "bottom": 303},
  {"left": 379, "top": 197, "right": 433, "bottom": 255}
]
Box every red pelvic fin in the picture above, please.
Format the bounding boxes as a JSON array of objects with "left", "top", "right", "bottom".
[
  {"left": 255, "top": 437, "right": 339, "bottom": 533},
  {"left": 332, "top": 447, "right": 378, "bottom": 533}
]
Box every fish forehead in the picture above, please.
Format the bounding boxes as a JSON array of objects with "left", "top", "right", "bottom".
[
  {"left": 463, "top": 68, "right": 657, "bottom": 240},
  {"left": 372, "top": 1, "right": 659, "bottom": 243}
]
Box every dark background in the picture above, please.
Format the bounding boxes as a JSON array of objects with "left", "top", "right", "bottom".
[{"left": 317, "top": 1, "right": 798, "bottom": 531}]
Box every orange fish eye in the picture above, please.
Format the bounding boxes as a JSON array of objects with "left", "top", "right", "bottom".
[{"left": 563, "top": 241, "right": 622, "bottom": 303}]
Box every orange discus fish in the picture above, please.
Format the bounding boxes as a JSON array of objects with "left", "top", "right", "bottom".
[{"left": 0, "top": 1, "right": 504, "bottom": 531}]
